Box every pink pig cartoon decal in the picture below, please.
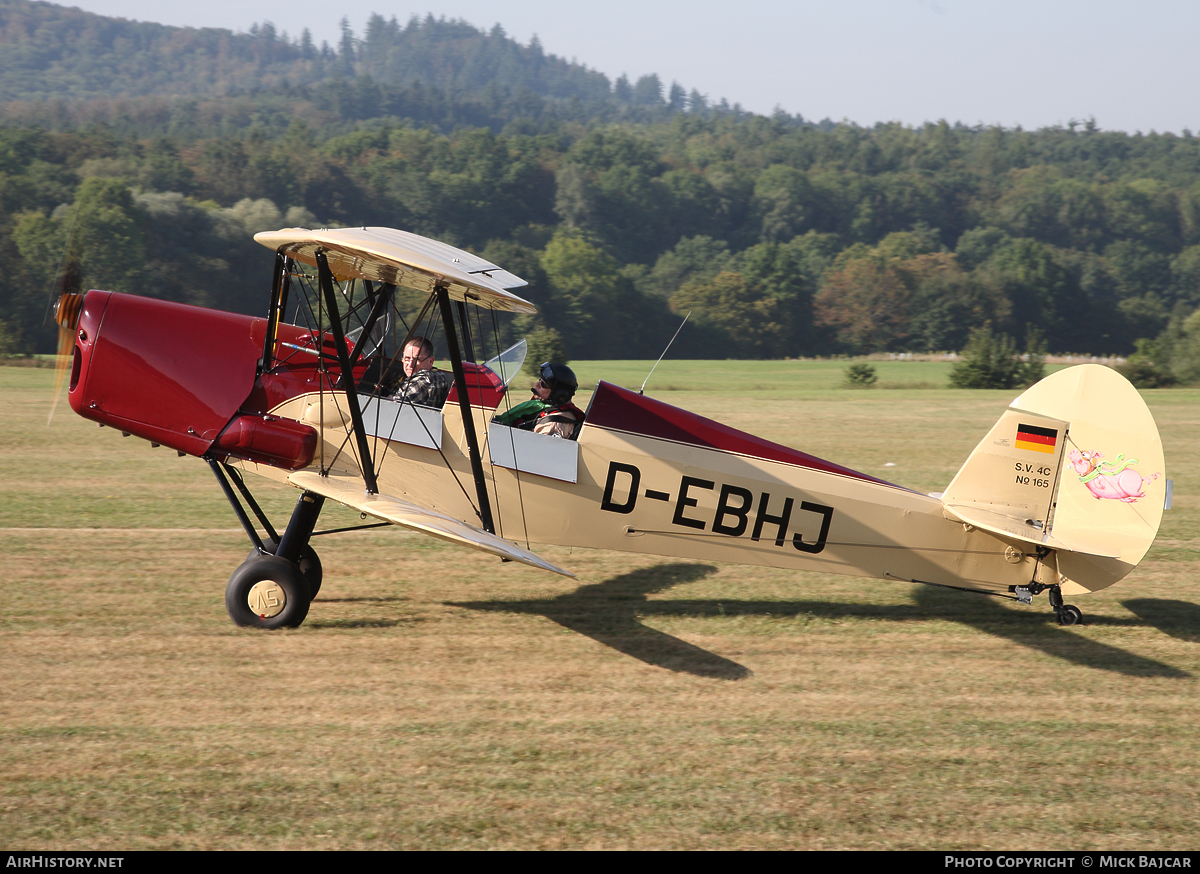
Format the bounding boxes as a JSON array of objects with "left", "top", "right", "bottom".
[{"left": 1068, "top": 449, "right": 1159, "bottom": 503}]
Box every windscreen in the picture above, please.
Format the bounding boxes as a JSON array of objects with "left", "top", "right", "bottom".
[{"left": 483, "top": 340, "right": 528, "bottom": 387}]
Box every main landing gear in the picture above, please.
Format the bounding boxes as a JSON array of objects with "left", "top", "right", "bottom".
[
  {"left": 1013, "top": 582, "right": 1084, "bottom": 626},
  {"left": 245, "top": 538, "right": 323, "bottom": 600},
  {"left": 225, "top": 556, "right": 311, "bottom": 629},
  {"left": 207, "top": 459, "right": 325, "bottom": 629},
  {"left": 225, "top": 492, "right": 325, "bottom": 629}
]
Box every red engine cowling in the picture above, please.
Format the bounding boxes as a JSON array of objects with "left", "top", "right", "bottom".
[
  {"left": 68, "top": 289, "right": 364, "bottom": 470},
  {"left": 70, "top": 291, "right": 266, "bottom": 456}
]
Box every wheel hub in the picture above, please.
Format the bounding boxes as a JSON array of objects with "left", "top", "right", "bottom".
[{"left": 247, "top": 580, "right": 286, "bottom": 618}]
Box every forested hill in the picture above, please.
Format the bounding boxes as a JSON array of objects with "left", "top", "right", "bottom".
[
  {"left": 0, "top": 0, "right": 712, "bottom": 129},
  {"left": 1, "top": 2, "right": 1200, "bottom": 379}
]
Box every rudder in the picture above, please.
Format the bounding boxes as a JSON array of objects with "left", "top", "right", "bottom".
[{"left": 942, "top": 365, "right": 1165, "bottom": 594}]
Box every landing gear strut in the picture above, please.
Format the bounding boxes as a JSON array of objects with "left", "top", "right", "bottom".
[
  {"left": 246, "top": 538, "right": 323, "bottom": 599},
  {"left": 1047, "top": 584, "right": 1084, "bottom": 626},
  {"left": 209, "top": 456, "right": 326, "bottom": 630}
]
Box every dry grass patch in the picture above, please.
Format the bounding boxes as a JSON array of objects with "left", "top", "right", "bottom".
[{"left": 1, "top": 364, "right": 1198, "bottom": 849}]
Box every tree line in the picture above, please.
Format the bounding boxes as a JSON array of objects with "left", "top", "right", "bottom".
[
  {"left": 2, "top": 117, "right": 1199, "bottom": 362},
  {"left": 1, "top": 4, "right": 1199, "bottom": 370}
]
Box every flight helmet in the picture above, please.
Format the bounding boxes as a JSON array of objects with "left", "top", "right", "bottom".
[{"left": 538, "top": 362, "right": 578, "bottom": 406}]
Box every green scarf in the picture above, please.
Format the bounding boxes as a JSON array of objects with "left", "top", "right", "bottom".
[{"left": 493, "top": 398, "right": 551, "bottom": 426}]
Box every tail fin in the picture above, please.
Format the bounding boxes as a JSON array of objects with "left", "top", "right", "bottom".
[{"left": 942, "top": 365, "right": 1165, "bottom": 594}]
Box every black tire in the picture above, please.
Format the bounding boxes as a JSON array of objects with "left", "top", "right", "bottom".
[
  {"left": 247, "top": 537, "right": 323, "bottom": 599},
  {"left": 1059, "top": 604, "right": 1083, "bottom": 626},
  {"left": 225, "top": 556, "right": 311, "bottom": 629}
]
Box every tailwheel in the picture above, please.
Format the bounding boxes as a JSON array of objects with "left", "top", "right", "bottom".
[
  {"left": 247, "top": 538, "right": 323, "bottom": 599},
  {"left": 1057, "top": 604, "right": 1084, "bottom": 626},
  {"left": 1047, "top": 584, "right": 1084, "bottom": 626},
  {"left": 225, "top": 556, "right": 311, "bottom": 629}
]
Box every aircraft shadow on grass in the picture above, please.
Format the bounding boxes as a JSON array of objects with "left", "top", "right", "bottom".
[
  {"left": 454, "top": 564, "right": 1192, "bottom": 681},
  {"left": 1121, "top": 599, "right": 1200, "bottom": 645}
]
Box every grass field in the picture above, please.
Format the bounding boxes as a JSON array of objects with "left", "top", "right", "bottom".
[{"left": 2, "top": 361, "right": 1198, "bottom": 850}]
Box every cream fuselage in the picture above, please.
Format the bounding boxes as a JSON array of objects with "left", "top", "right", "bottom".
[{"left": 246, "top": 382, "right": 1043, "bottom": 597}]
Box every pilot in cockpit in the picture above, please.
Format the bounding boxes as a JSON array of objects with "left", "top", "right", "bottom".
[
  {"left": 391, "top": 337, "right": 455, "bottom": 409},
  {"left": 493, "top": 362, "right": 585, "bottom": 439}
]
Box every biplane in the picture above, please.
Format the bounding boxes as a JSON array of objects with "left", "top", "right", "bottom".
[{"left": 53, "top": 227, "right": 1167, "bottom": 630}]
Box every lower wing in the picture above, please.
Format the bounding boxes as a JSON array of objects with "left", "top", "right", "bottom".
[{"left": 288, "top": 470, "right": 575, "bottom": 577}]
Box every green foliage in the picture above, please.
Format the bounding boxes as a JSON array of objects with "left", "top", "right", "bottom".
[
  {"left": 1120, "top": 317, "right": 1192, "bottom": 387},
  {"left": 1022, "top": 328, "right": 1047, "bottom": 384},
  {"left": 0, "top": 3, "right": 612, "bottom": 110},
  {"left": 1162, "top": 308, "right": 1200, "bottom": 385},
  {"left": 1, "top": 3, "right": 1200, "bottom": 367},
  {"left": 0, "top": 317, "right": 18, "bottom": 355},
  {"left": 1117, "top": 359, "right": 1177, "bottom": 388},
  {"left": 71, "top": 178, "right": 147, "bottom": 294},
  {"left": 954, "top": 227, "right": 1012, "bottom": 270},
  {"left": 1108, "top": 338, "right": 1176, "bottom": 386},
  {"left": 843, "top": 362, "right": 877, "bottom": 387},
  {"left": 524, "top": 325, "right": 568, "bottom": 369},
  {"left": 670, "top": 271, "right": 788, "bottom": 358},
  {"left": 556, "top": 129, "right": 674, "bottom": 262},
  {"left": 948, "top": 327, "right": 1044, "bottom": 389},
  {"left": 752, "top": 165, "right": 813, "bottom": 243},
  {"left": 540, "top": 232, "right": 624, "bottom": 344},
  {"left": 639, "top": 236, "right": 731, "bottom": 300},
  {"left": 1170, "top": 245, "right": 1200, "bottom": 307}
]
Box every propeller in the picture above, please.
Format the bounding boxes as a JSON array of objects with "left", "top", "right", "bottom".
[{"left": 47, "top": 258, "right": 84, "bottom": 426}]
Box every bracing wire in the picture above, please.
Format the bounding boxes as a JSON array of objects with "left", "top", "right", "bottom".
[
  {"left": 468, "top": 300, "right": 506, "bottom": 538},
  {"left": 278, "top": 269, "right": 490, "bottom": 528},
  {"left": 473, "top": 304, "right": 504, "bottom": 540},
  {"left": 374, "top": 291, "right": 481, "bottom": 522},
  {"left": 490, "top": 307, "right": 531, "bottom": 549}
]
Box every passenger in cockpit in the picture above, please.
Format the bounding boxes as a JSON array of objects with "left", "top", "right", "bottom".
[
  {"left": 392, "top": 337, "right": 454, "bottom": 408},
  {"left": 494, "top": 362, "right": 585, "bottom": 439}
]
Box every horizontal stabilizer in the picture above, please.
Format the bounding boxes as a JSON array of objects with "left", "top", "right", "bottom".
[
  {"left": 940, "top": 504, "right": 1121, "bottom": 559},
  {"left": 288, "top": 471, "right": 574, "bottom": 578}
]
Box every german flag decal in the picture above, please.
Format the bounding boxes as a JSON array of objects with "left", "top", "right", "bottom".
[{"left": 1015, "top": 423, "right": 1058, "bottom": 454}]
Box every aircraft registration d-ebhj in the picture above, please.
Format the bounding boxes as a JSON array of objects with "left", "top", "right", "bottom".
[{"left": 54, "top": 227, "right": 1167, "bottom": 630}]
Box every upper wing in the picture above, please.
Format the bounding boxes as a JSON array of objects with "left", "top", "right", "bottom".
[
  {"left": 288, "top": 470, "right": 574, "bottom": 578},
  {"left": 254, "top": 227, "right": 535, "bottom": 313}
]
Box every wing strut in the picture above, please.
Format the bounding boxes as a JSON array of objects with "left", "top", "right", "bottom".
[
  {"left": 437, "top": 285, "right": 495, "bottom": 534},
  {"left": 259, "top": 252, "right": 291, "bottom": 374},
  {"left": 316, "top": 251, "right": 379, "bottom": 495}
]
